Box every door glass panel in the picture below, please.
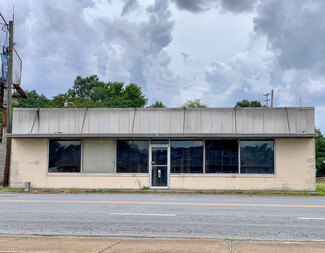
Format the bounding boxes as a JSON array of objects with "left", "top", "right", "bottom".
[
  {"left": 151, "top": 166, "right": 168, "bottom": 187},
  {"left": 151, "top": 146, "right": 168, "bottom": 187},
  {"left": 152, "top": 147, "right": 167, "bottom": 166}
]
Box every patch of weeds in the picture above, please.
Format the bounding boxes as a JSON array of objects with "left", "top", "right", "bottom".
[
  {"left": 105, "top": 189, "right": 121, "bottom": 193},
  {"left": 296, "top": 192, "right": 310, "bottom": 196},
  {"left": 140, "top": 186, "right": 150, "bottom": 191},
  {"left": 0, "top": 184, "right": 24, "bottom": 193},
  {"left": 316, "top": 182, "right": 325, "bottom": 196}
]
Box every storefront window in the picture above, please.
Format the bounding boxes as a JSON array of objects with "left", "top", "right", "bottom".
[
  {"left": 240, "top": 140, "right": 274, "bottom": 174},
  {"left": 170, "top": 140, "right": 203, "bottom": 173},
  {"left": 116, "top": 140, "right": 149, "bottom": 173},
  {"left": 83, "top": 139, "right": 115, "bottom": 173},
  {"left": 205, "top": 140, "right": 238, "bottom": 173},
  {"left": 48, "top": 140, "right": 81, "bottom": 173}
]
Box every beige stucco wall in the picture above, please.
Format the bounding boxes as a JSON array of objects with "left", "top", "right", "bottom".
[{"left": 10, "top": 138, "right": 316, "bottom": 191}]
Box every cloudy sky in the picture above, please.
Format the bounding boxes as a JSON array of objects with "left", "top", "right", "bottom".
[{"left": 1, "top": 0, "right": 325, "bottom": 131}]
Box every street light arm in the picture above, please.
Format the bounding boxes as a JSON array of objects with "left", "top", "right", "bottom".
[{"left": 64, "top": 100, "right": 77, "bottom": 108}]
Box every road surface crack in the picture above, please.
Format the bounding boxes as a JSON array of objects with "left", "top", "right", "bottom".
[{"left": 98, "top": 240, "right": 122, "bottom": 253}]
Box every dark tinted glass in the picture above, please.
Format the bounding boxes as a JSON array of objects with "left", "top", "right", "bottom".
[
  {"left": 205, "top": 140, "right": 238, "bottom": 173},
  {"left": 48, "top": 140, "right": 81, "bottom": 173},
  {"left": 171, "top": 140, "right": 203, "bottom": 173},
  {"left": 152, "top": 147, "right": 168, "bottom": 165},
  {"left": 151, "top": 166, "right": 168, "bottom": 187},
  {"left": 116, "top": 140, "right": 149, "bottom": 173},
  {"left": 240, "top": 140, "right": 274, "bottom": 174}
]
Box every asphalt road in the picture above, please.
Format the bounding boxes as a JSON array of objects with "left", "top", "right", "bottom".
[{"left": 0, "top": 192, "right": 324, "bottom": 241}]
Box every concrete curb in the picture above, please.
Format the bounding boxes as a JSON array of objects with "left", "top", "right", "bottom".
[
  {"left": 1, "top": 233, "right": 325, "bottom": 243},
  {"left": 0, "top": 235, "right": 324, "bottom": 253}
]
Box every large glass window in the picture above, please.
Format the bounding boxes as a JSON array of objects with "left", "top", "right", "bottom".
[
  {"left": 171, "top": 140, "right": 203, "bottom": 173},
  {"left": 49, "top": 140, "right": 81, "bottom": 173},
  {"left": 240, "top": 140, "right": 274, "bottom": 174},
  {"left": 83, "top": 139, "right": 115, "bottom": 173},
  {"left": 205, "top": 140, "right": 238, "bottom": 173},
  {"left": 116, "top": 140, "right": 149, "bottom": 173}
]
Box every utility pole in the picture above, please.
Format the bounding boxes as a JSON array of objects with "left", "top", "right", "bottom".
[
  {"left": 3, "top": 20, "right": 13, "bottom": 187},
  {"left": 264, "top": 90, "right": 274, "bottom": 108},
  {"left": 264, "top": 92, "right": 270, "bottom": 107}
]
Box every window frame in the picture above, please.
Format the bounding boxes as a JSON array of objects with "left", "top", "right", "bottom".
[
  {"left": 47, "top": 139, "right": 82, "bottom": 174},
  {"left": 116, "top": 140, "right": 150, "bottom": 174},
  {"left": 203, "top": 139, "right": 275, "bottom": 175},
  {"left": 46, "top": 138, "right": 276, "bottom": 176},
  {"left": 170, "top": 139, "right": 204, "bottom": 174},
  {"left": 204, "top": 139, "right": 239, "bottom": 174},
  {"left": 239, "top": 139, "right": 275, "bottom": 175},
  {"left": 82, "top": 139, "right": 116, "bottom": 174}
]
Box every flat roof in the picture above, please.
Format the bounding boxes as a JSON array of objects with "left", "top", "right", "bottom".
[{"left": 11, "top": 107, "right": 315, "bottom": 137}]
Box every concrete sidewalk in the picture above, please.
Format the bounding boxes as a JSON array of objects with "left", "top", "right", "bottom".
[{"left": 0, "top": 236, "right": 324, "bottom": 253}]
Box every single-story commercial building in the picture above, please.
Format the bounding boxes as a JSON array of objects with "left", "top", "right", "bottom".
[{"left": 8, "top": 107, "right": 316, "bottom": 191}]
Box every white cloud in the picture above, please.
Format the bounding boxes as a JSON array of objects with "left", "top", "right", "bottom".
[{"left": 203, "top": 43, "right": 276, "bottom": 107}]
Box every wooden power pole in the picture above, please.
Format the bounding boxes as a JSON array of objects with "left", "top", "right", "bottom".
[{"left": 3, "top": 20, "right": 13, "bottom": 187}]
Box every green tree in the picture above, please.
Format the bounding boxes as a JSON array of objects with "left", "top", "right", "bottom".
[
  {"left": 236, "top": 99, "right": 262, "bottom": 107},
  {"left": 11, "top": 76, "right": 148, "bottom": 109},
  {"left": 13, "top": 90, "right": 50, "bottom": 108},
  {"left": 91, "top": 82, "right": 147, "bottom": 108},
  {"left": 147, "top": 101, "right": 166, "bottom": 108},
  {"left": 71, "top": 75, "right": 104, "bottom": 99},
  {"left": 183, "top": 99, "right": 207, "bottom": 108},
  {"left": 122, "top": 83, "right": 148, "bottom": 108},
  {"left": 316, "top": 128, "right": 325, "bottom": 177}
]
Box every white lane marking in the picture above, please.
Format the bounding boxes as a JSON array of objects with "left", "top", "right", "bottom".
[
  {"left": 297, "top": 217, "right": 325, "bottom": 220},
  {"left": 110, "top": 213, "right": 176, "bottom": 217}
]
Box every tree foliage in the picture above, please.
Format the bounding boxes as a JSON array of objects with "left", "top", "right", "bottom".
[
  {"left": 12, "top": 75, "right": 148, "bottom": 109},
  {"left": 236, "top": 99, "right": 262, "bottom": 107},
  {"left": 147, "top": 101, "right": 166, "bottom": 108},
  {"left": 316, "top": 128, "right": 325, "bottom": 177},
  {"left": 71, "top": 75, "right": 104, "bottom": 100},
  {"left": 183, "top": 99, "right": 207, "bottom": 108},
  {"left": 13, "top": 90, "right": 50, "bottom": 108},
  {"left": 91, "top": 82, "right": 147, "bottom": 108}
]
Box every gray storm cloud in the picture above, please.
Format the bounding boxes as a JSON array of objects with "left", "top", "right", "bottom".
[
  {"left": 254, "top": 0, "right": 325, "bottom": 72},
  {"left": 172, "top": 0, "right": 257, "bottom": 13},
  {"left": 1, "top": 0, "right": 325, "bottom": 131},
  {"left": 121, "top": 0, "right": 139, "bottom": 16},
  {"left": 0, "top": 0, "right": 181, "bottom": 104}
]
